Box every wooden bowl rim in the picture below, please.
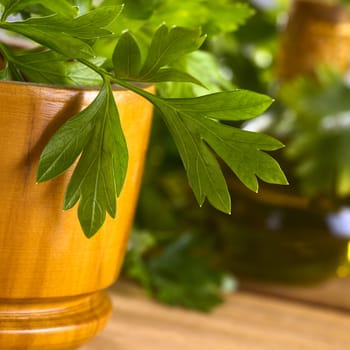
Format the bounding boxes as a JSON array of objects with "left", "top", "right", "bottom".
[{"left": 0, "top": 79, "right": 151, "bottom": 93}]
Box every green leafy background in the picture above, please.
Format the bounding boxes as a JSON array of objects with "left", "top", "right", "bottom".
[
  {"left": 121, "top": 0, "right": 290, "bottom": 310},
  {"left": 124, "top": 0, "right": 350, "bottom": 309}
]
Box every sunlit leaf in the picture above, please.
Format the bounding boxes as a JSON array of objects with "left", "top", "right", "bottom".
[
  {"left": 134, "top": 89, "right": 287, "bottom": 212},
  {"left": 113, "top": 31, "right": 142, "bottom": 78},
  {"left": 38, "top": 82, "right": 128, "bottom": 238},
  {"left": 0, "top": 6, "right": 122, "bottom": 59},
  {"left": 0, "top": 0, "right": 77, "bottom": 19},
  {"left": 139, "top": 24, "right": 206, "bottom": 79}
]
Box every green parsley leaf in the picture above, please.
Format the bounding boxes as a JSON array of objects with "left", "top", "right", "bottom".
[
  {"left": 130, "top": 89, "right": 287, "bottom": 212},
  {"left": 113, "top": 29, "right": 204, "bottom": 86},
  {"left": 139, "top": 24, "right": 206, "bottom": 80},
  {"left": 22, "top": 6, "right": 123, "bottom": 40},
  {"left": 11, "top": 51, "right": 68, "bottom": 84},
  {"left": 164, "top": 90, "right": 275, "bottom": 121},
  {"left": 64, "top": 57, "right": 105, "bottom": 86},
  {"left": 156, "top": 50, "right": 234, "bottom": 99},
  {"left": 1, "top": 23, "right": 94, "bottom": 59},
  {"left": 0, "top": 0, "right": 77, "bottom": 20},
  {"left": 38, "top": 81, "right": 128, "bottom": 237},
  {"left": 112, "top": 31, "right": 142, "bottom": 79},
  {"left": 64, "top": 82, "right": 128, "bottom": 237},
  {"left": 160, "top": 100, "right": 231, "bottom": 212},
  {"left": 3, "top": 5, "right": 287, "bottom": 239},
  {"left": 37, "top": 83, "right": 104, "bottom": 182},
  {"left": 193, "top": 118, "right": 288, "bottom": 191},
  {"left": 0, "top": 6, "right": 122, "bottom": 59},
  {"left": 3, "top": 49, "right": 104, "bottom": 85}
]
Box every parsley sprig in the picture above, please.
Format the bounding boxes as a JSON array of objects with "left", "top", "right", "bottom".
[{"left": 0, "top": 2, "right": 288, "bottom": 237}]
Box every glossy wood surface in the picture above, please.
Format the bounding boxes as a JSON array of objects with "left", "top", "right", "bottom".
[
  {"left": 83, "top": 279, "right": 350, "bottom": 350},
  {"left": 0, "top": 81, "right": 154, "bottom": 349}
]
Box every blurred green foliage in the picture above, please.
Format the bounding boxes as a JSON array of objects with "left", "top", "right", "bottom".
[
  {"left": 279, "top": 67, "right": 350, "bottom": 197},
  {"left": 121, "top": 0, "right": 283, "bottom": 311},
  {"left": 123, "top": 0, "right": 350, "bottom": 310}
]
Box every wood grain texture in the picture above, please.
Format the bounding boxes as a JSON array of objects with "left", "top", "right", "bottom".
[
  {"left": 0, "top": 81, "right": 154, "bottom": 349},
  {"left": 82, "top": 280, "right": 350, "bottom": 350},
  {"left": 0, "top": 292, "right": 111, "bottom": 350},
  {"left": 242, "top": 278, "right": 350, "bottom": 311}
]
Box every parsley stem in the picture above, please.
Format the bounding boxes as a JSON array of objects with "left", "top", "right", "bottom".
[
  {"left": 112, "top": 77, "right": 156, "bottom": 101},
  {"left": 77, "top": 57, "right": 111, "bottom": 81},
  {"left": 78, "top": 58, "right": 158, "bottom": 106}
]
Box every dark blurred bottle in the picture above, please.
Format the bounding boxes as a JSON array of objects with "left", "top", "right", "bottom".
[{"left": 219, "top": 0, "right": 350, "bottom": 283}]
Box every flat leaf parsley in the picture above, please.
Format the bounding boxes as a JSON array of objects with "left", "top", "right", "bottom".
[{"left": 0, "top": 2, "right": 287, "bottom": 237}]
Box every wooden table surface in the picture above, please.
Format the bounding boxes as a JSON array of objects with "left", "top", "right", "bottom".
[{"left": 81, "top": 278, "right": 350, "bottom": 350}]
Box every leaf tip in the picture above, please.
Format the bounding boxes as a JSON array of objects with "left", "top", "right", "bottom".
[
  {"left": 281, "top": 177, "right": 290, "bottom": 186},
  {"left": 36, "top": 173, "right": 45, "bottom": 184},
  {"left": 83, "top": 230, "right": 97, "bottom": 239}
]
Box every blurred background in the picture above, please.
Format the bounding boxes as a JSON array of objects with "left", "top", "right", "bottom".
[{"left": 120, "top": 0, "right": 350, "bottom": 311}]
